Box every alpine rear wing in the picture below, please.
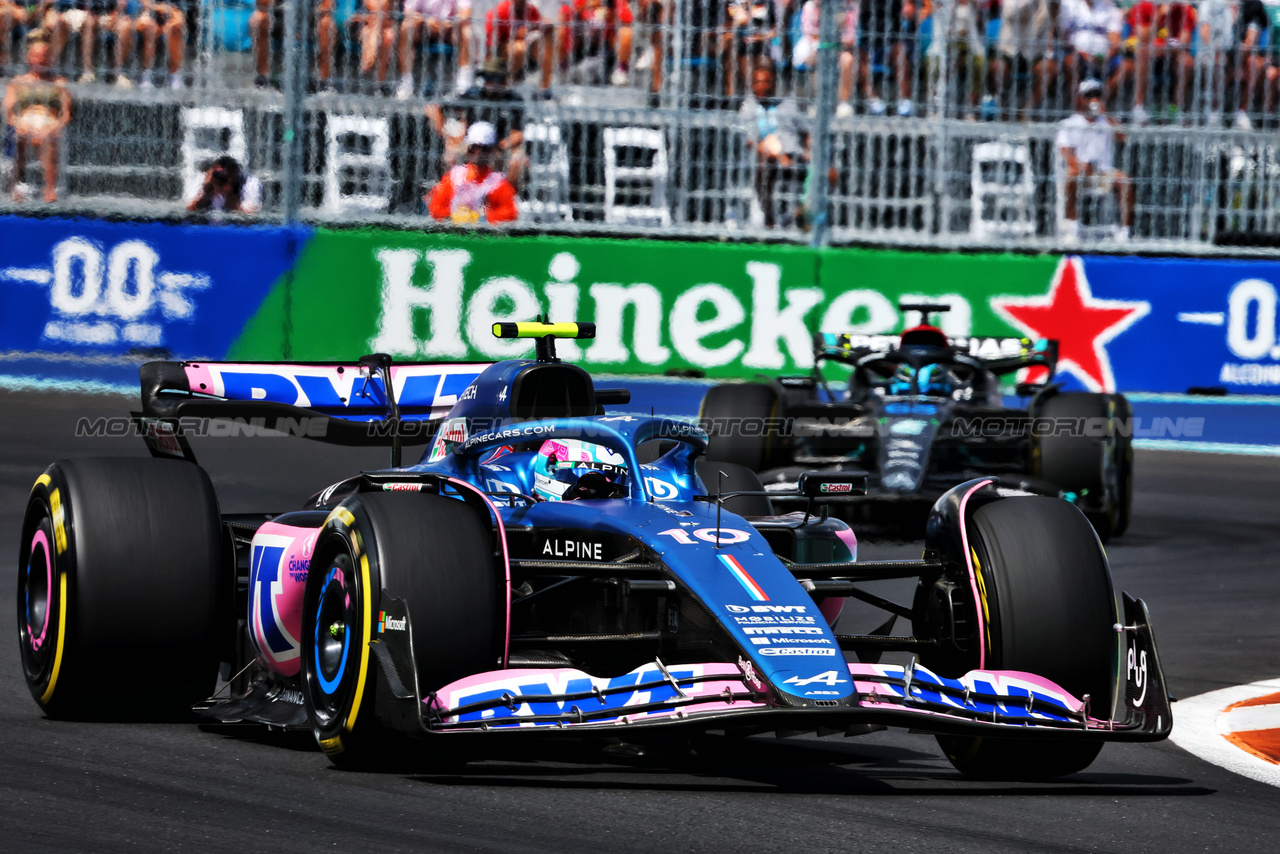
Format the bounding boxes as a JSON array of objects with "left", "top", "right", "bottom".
[{"left": 134, "top": 356, "right": 490, "bottom": 465}]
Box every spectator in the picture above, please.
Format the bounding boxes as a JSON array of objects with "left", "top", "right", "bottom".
[
  {"left": 314, "top": 0, "right": 361, "bottom": 91},
  {"left": 485, "top": 0, "right": 568, "bottom": 94},
  {"left": 99, "top": 0, "right": 186, "bottom": 89},
  {"left": 739, "top": 62, "right": 806, "bottom": 226},
  {"left": 1231, "top": 0, "right": 1270, "bottom": 128},
  {"left": 426, "top": 120, "right": 519, "bottom": 223},
  {"left": 792, "top": 0, "right": 860, "bottom": 116},
  {"left": 0, "top": 0, "right": 23, "bottom": 72},
  {"left": 3, "top": 38, "right": 71, "bottom": 203},
  {"left": 1059, "top": 0, "right": 1122, "bottom": 113},
  {"left": 990, "top": 0, "right": 1056, "bottom": 119},
  {"left": 187, "top": 155, "right": 263, "bottom": 213},
  {"left": 678, "top": 0, "right": 729, "bottom": 105},
  {"left": 636, "top": 0, "right": 662, "bottom": 98},
  {"left": 859, "top": 0, "right": 931, "bottom": 116},
  {"left": 424, "top": 56, "right": 527, "bottom": 187},
  {"left": 249, "top": 0, "right": 279, "bottom": 88},
  {"left": 38, "top": 0, "right": 91, "bottom": 80},
  {"left": 1056, "top": 78, "right": 1132, "bottom": 242},
  {"left": 1192, "top": 0, "right": 1234, "bottom": 123},
  {"left": 727, "top": 0, "right": 778, "bottom": 97},
  {"left": 341, "top": 0, "right": 398, "bottom": 93},
  {"left": 1116, "top": 1, "right": 1195, "bottom": 124},
  {"left": 565, "top": 0, "right": 633, "bottom": 86},
  {"left": 929, "top": 0, "right": 987, "bottom": 118},
  {"left": 791, "top": 0, "right": 819, "bottom": 73},
  {"left": 398, "top": 0, "right": 475, "bottom": 99}
]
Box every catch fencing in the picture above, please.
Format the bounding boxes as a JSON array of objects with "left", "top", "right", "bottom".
[{"left": 2, "top": 0, "right": 1278, "bottom": 253}]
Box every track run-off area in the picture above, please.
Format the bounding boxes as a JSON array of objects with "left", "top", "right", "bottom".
[{"left": 2, "top": 386, "right": 1279, "bottom": 853}]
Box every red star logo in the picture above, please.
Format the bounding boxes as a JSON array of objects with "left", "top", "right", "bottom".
[{"left": 991, "top": 257, "right": 1149, "bottom": 392}]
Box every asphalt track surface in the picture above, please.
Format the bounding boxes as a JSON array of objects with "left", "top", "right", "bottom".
[{"left": 2, "top": 388, "right": 1279, "bottom": 854}]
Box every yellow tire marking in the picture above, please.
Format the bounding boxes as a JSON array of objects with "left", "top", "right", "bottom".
[
  {"left": 345, "top": 552, "right": 373, "bottom": 732},
  {"left": 971, "top": 547, "right": 991, "bottom": 656},
  {"left": 319, "top": 735, "right": 344, "bottom": 755},
  {"left": 50, "top": 488, "right": 67, "bottom": 555},
  {"left": 326, "top": 506, "right": 355, "bottom": 529},
  {"left": 39, "top": 572, "right": 68, "bottom": 705},
  {"left": 35, "top": 473, "right": 51, "bottom": 489}
]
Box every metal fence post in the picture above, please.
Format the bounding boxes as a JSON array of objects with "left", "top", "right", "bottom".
[
  {"left": 809, "top": 0, "right": 840, "bottom": 248},
  {"left": 280, "top": 0, "right": 307, "bottom": 223}
]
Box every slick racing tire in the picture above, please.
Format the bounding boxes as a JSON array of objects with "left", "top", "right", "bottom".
[
  {"left": 700, "top": 383, "right": 783, "bottom": 473},
  {"left": 17, "top": 458, "right": 223, "bottom": 720},
  {"left": 695, "top": 460, "right": 774, "bottom": 517},
  {"left": 1034, "top": 392, "right": 1132, "bottom": 541},
  {"left": 301, "top": 492, "right": 499, "bottom": 769},
  {"left": 935, "top": 496, "right": 1117, "bottom": 780}
]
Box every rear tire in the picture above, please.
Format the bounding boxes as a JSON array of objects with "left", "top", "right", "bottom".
[
  {"left": 934, "top": 497, "right": 1116, "bottom": 780},
  {"left": 1034, "top": 393, "right": 1131, "bottom": 541},
  {"left": 17, "top": 458, "right": 223, "bottom": 720},
  {"left": 700, "top": 383, "right": 783, "bottom": 473},
  {"left": 300, "top": 492, "right": 500, "bottom": 769}
]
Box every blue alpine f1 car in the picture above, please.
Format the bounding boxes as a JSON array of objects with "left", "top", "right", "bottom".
[{"left": 18, "top": 322, "right": 1169, "bottom": 779}]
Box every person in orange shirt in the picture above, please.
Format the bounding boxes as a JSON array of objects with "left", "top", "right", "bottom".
[{"left": 426, "top": 121, "right": 518, "bottom": 224}]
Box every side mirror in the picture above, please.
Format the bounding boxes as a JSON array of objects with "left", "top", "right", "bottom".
[{"left": 797, "top": 470, "right": 868, "bottom": 498}]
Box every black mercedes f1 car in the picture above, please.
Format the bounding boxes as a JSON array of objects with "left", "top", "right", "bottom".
[{"left": 700, "top": 305, "right": 1134, "bottom": 539}]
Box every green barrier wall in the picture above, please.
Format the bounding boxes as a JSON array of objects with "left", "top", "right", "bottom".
[{"left": 230, "top": 230, "right": 1053, "bottom": 378}]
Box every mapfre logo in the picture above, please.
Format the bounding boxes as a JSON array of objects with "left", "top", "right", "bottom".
[{"left": 1, "top": 237, "right": 210, "bottom": 348}]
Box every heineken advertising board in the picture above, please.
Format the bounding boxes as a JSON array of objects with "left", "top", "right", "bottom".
[{"left": 3, "top": 215, "right": 1280, "bottom": 394}]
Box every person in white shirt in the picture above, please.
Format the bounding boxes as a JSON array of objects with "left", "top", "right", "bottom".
[
  {"left": 1057, "top": 0, "right": 1123, "bottom": 110},
  {"left": 1056, "top": 78, "right": 1132, "bottom": 242}
]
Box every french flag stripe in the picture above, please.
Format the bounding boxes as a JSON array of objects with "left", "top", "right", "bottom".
[{"left": 719, "top": 554, "right": 768, "bottom": 601}]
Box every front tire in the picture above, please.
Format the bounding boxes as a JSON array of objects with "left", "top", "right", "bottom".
[
  {"left": 1034, "top": 392, "right": 1132, "bottom": 541},
  {"left": 300, "top": 492, "right": 500, "bottom": 769},
  {"left": 17, "top": 458, "right": 223, "bottom": 720},
  {"left": 934, "top": 496, "right": 1117, "bottom": 780}
]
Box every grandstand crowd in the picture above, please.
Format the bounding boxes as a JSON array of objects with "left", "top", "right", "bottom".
[{"left": 0, "top": 0, "right": 1277, "bottom": 127}]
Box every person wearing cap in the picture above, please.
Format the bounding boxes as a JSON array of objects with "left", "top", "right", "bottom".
[
  {"left": 424, "top": 56, "right": 527, "bottom": 185},
  {"left": 1055, "top": 78, "right": 1133, "bottom": 243},
  {"left": 426, "top": 121, "right": 519, "bottom": 224}
]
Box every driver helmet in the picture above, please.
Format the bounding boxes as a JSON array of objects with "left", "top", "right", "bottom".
[
  {"left": 917, "top": 363, "right": 952, "bottom": 397},
  {"left": 532, "top": 439, "right": 628, "bottom": 501},
  {"left": 887, "top": 364, "right": 916, "bottom": 396}
]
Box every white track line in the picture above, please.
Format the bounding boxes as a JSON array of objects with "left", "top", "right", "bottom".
[{"left": 1169, "top": 678, "right": 1280, "bottom": 788}]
